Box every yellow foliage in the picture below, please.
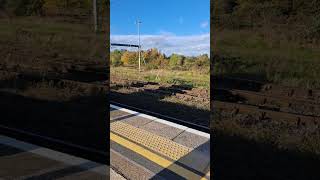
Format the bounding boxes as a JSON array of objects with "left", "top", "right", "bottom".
[{"left": 121, "top": 51, "right": 137, "bottom": 65}]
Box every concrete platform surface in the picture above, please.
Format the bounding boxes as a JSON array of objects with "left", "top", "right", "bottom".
[
  {"left": 0, "top": 135, "right": 107, "bottom": 180},
  {"left": 110, "top": 104, "right": 210, "bottom": 180},
  {"left": 110, "top": 168, "right": 126, "bottom": 180}
]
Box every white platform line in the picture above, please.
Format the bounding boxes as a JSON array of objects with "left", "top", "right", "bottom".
[
  {"left": 0, "top": 135, "right": 106, "bottom": 175},
  {"left": 110, "top": 104, "right": 210, "bottom": 138},
  {"left": 185, "top": 128, "right": 210, "bottom": 139}
]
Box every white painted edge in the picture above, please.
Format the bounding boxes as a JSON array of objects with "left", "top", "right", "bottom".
[
  {"left": 0, "top": 135, "right": 106, "bottom": 175},
  {"left": 110, "top": 104, "right": 210, "bottom": 139},
  {"left": 185, "top": 128, "right": 210, "bottom": 139}
]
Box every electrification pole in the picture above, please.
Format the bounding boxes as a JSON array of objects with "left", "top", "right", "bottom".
[
  {"left": 136, "top": 20, "right": 142, "bottom": 72},
  {"left": 93, "top": 0, "right": 98, "bottom": 32}
]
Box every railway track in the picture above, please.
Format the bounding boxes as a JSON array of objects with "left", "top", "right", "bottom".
[
  {"left": 111, "top": 84, "right": 209, "bottom": 102},
  {"left": 210, "top": 76, "right": 320, "bottom": 128},
  {"left": 110, "top": 77, "right": 208, "bottom": 97},
  {"left": 112, "top": 76, "right": 320, "bottom": 104},
  {"left": 110, "top": 77, "right": 210, "bottom": 127},
  {"left": 111, "top": 82, "right": 320, "bottom": 127},
  {"left": 213, "top": 100, "right": 319, "bottom": 127},
  {"left": 112, "top": 76, "right": 320, "bottom": 125},
  {"left": 3, "top": 67, "right": 320, "bottom": 128},
  {"left": 212, "top": 75, "right": 320, "bottom": 100},
  {"left": 2, "top": 70, "right": 206, "bottom": 105},
  {"left": 213, "top": 88, "right": 320, "bottom": 117}
]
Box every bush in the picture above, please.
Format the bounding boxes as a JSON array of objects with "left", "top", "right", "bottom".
[
  {"left": 195, "top": 54, "right": 210, "bottom": 67},
  {"left": 169, "top": 53, "right": 184, "bottom": 68},
  {"left": 111, "top": 50, "right": 122, "bottom": 66},
  {"left": 111, "top": 58, "right": 122, "bottom": 66}
]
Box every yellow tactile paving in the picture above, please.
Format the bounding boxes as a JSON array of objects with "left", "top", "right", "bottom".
[
  {"left": 111, "top": 121, "right": 191, "bottom": 161},
  {"left": 110, "top": 133, "right": 205, "bottom": 179}
]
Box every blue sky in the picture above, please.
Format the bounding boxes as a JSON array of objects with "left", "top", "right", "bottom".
[{"left": 110, "top": 0, "right": 210, "bottom": 56}]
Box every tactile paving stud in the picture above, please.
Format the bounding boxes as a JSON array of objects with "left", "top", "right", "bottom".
[{"left": 111, "top": 121, "right": 191, "bottom": 161}]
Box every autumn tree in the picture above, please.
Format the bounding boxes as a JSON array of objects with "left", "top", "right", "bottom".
[
  {"left": 142, "top": 48, "right": 161, "bottom": 64},
  {"left": 121, "top": 51, "right": 137, "bottom": 66},
  {"left": 195, "top": 54, "right": 209, "bottom": 67},
  {"left": 111, "top": 48, "right": 209, "bottom": 70}
]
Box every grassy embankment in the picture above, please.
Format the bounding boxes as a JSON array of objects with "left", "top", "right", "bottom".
[
  {"left": 1, "top": 16, "right": 106, "bottom": 64},
  {"left": 0, "top": 16, "right": 107, "bottom": 100},
  {"left": 214, "top": 29, "right": 320, "bottom": 89},
  {"left": 0, "top": 16, "right": 108, "bottom": 150},
  {"left": 213, "top": 29, "right": 320, "bottom": 156},
  {"left": 111, "top": 66, "right": 209, "bottom": 89}
]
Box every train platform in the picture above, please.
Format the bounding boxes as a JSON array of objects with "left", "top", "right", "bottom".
[
  {"left": 110, "top": 104, "right": 211, "bottom": 180},
  {"left": 0, "top": 135, "right": 108, "bottom": 179}
]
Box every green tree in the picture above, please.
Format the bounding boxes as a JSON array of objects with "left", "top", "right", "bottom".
[
  {"left": 169, "top": 54, "right": 184, "bottom": 68},
  {"left": 111, "top": 50, "right": 122, "bottom": 66}
]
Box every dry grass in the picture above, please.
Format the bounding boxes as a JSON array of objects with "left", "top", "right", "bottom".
[{"left": 111, "top": 66, "right": 209, "bottom": 89}]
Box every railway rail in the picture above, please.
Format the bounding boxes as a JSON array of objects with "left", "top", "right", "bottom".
[
  {"left": 212, "top": 75, "right": 320, "bottom": 99},
  {"left": 213, "top": 101, "right": 319, "bottom": 126},
  {"left": 111, "top": 82, "right": 320, "bottom": 118},
  {"left": 111, "top": 77, "right": 320, "bottom": 121},
  {"left": 110, "top": 84, "right": 209, "bottom": 102},
  {"left": 3, "top": 67, "right": 320, "bottom": 128},
  {"left": 214, "top": 88, "right": 320, "bottom": 117}
]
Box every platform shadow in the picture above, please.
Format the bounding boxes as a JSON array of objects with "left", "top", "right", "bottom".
[
  {"left": 212, "top": 130, "right": 320, "bottom": 180},
  {"left": 25, "top": 161, "right": 105, "bottom": 180},
  {"left": 0, "top": 90, "right": 108, "bottom": 164}
]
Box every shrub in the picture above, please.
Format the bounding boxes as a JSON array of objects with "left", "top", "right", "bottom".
[
  {"left": 169, "top": 53, "right": 184, "bottom": 68},
  {"left": 111, "top": 50, "right": 122, "bottom": 66}
]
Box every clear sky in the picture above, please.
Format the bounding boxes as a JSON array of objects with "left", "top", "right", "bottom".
[{"left": 110, "top": 0, "right": 210, "bottom": 56}]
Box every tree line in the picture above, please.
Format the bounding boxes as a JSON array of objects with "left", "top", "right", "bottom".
[
  {"left": 0, "top": 0, "right": 106, "bottom": 16},
  {"left": 213, "top": 0, "right": 320, "bottom": 43},
  {"left": 111, "top": 48, "right": 210, "bottom": 71}
]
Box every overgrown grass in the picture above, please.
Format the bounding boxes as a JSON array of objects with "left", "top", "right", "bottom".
[
  {"left": 0, "top": 17, "right": 106, "bottom": 64},
  {"left": 214, "top": 29, "right": 320, "bottom": 89},
  {"left": 111, "top": 66, "right": 209, "bottom": 89}
]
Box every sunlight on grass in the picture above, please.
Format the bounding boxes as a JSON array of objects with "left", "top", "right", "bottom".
[{"left": 111, "top": 66, "right": 209, "bottom": 89}]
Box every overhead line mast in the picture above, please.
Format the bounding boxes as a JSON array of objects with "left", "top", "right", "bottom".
[
  {"left": 93, "top": 0, "right": 97, "bottom": 32},
  {"left": 111, "top": 19, "right": 142, "bottom": 72},
  {"left": 136, "top": 20, "right": 142, "bottom": 72}
]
